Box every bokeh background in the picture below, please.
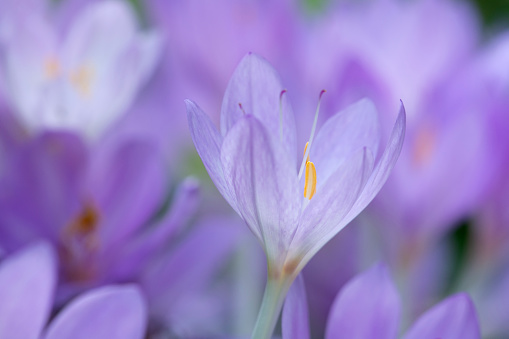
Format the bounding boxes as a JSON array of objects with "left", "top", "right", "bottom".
[{"left": 1, "top": 0, "right": 509, "bottom": 338}]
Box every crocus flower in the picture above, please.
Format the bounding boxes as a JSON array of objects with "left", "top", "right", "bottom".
[
  {"left": 0, "top": 0, "right": 160, "bottom": 140},
  {"left": 0, "top": 242, "right": 147, "bottom": 339},
  {"left": 0, "top": 132, "right": 167, "bottom": 298},
  {"left": 283, "top": 263, "right": 481, "bottom": 339},
  {"left": 0, "top": 130, "right": 244, "bottom": 337},
  {"left": 186, "top": 53, "right": 405, "bottom": 338}
]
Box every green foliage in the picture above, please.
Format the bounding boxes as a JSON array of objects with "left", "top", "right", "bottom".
[{"left": 471, "top": 0, "right": 509, "bottom": 28}]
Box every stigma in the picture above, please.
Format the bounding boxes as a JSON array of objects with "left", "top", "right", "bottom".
[{"left": 303, "top": 142, "right": 317, "bottom": 200}]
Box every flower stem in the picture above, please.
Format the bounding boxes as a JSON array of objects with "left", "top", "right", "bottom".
[{"left": 251, "top": 275, "right": 294, "bottom": 339}]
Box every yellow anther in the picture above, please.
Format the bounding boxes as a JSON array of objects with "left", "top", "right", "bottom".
[
  {"left": 304, "top": 160, "right": 316, "bottom": 200},
  {"left": 303, "top": 141, "right": 310, "bottom": 163},
  {"left": 44, "top": 57, "right": 60, "bottom": 79},
  {"left": 70, "top": 65, "right": 94, "bottom": 97}
]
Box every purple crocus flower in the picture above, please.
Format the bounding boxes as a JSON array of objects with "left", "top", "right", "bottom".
[
  {"left": 283, "top": 264, "right": 481, "bottom": 339},
  {"left": 0, "top": 0, "right": 160, "bottom": 140},
  {"left": 186, "top": 53, "right": 405, "bottom": 337},
  {"left": 0, "top": 130, "right": 244, "bottom": 336},
  {"left": 0, "top": 242, "right": 147, "bottom": 339},
  {"left": 0, "top": 132, "right": 165, "bottom": 293}
]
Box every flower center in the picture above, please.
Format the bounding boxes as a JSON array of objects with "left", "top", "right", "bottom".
[
  {"left": 70, "top": 64, "right": 94, "bottom": 98},
  {"left": 59, "top": 202, "right": 101, "bottom": 282}
]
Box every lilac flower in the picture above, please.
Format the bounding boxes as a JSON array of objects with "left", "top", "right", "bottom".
[
  {"left": 0, "top": 130, "right": 243, "bottom": 336},
  {"left": 0, "top": 0, "right": 160, "bottom": 140},
  {"left": 0, "top": 242, "right": 147, "bottom": 339},
  {"left": 0, "top": 132, "right": 165, "bottom": 292},
  {"left": 283, "top": 264, "right": 481, "bottom": 339},
  {"left": 186, "top": 53, "right": 405, "bottom": 337}
]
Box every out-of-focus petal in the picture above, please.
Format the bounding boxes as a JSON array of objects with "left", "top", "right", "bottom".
[
  {"left": 61, "top": 0, "right": 160, "bottom": 138},
  {"left": 186, "top": 99, "right": 238, "bottom": 212},
  {"left": 106, "top": 178, "right": 200, "bottom": 282},
  {"left": 0, "top": 242, "right": 56, "bottom": 339},
  {"left": 325, "top": 263, "right": 400, "bottom": 339},
  {"left": 89, "top": 139, "right": 165, "bottom": 246},
  {"left": 141, "top": 218, "right": 242, "bottom": 328},
  {"left": 289, "top": 148, "right": 373, "bottom": 269},
  {"left": 311, "top": 98, "right": 380, "bottom": 183},
  {"left": 0, "top": 132, "right": 88, "bottom": 250},
  {"left": 221, "top": 115, "right": 300, "bottom": 261},
  {"left": 282, "top": 274, "right": 310, "bottom": 339},
  {"left": 403, "top": 293, "right": 480, "bottom": 339},
  {"left": 44, "top": 285, "right": 147, "bottom": 339},
  {"left": 220, "top": 53, "right": 297, "bottom": 164}
]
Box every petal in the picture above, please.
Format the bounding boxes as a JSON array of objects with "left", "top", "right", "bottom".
[
  {"left": 344, "top": 102, "right": 406, "bottom": 221},
  {"left": 311, "top": 98, "right": 381, "bottom": 184},
  {"left": 282, "top": 274, "right": 311, "bottom": 339},
  {"left": 185, "top": 99, "right": 238, "bottom": 213},
  {"left": 0, "top": 10, "right": 57, "bottom": 131},
  {"left": 62, "top": 1, "right": 137, "bottom": 71},
  {"left": 0, "top": 242, "right": 56, "bottom": 339},
  {"left": 220, "top": 53, "right": 297, "bottom": 164},
  {"left": 61, "top": 0, "right": 160, "bottom": 138},
  {"left": 0, "top": 132, "right": 88, "bottom": 250},
  {"left": 141, "top": 218, "right": 242, "bottom": 318},
  {"left": 289, "top": 148, "right": 374, "bottom": 269},
  {"left": 221, "top": 115, "right": 300, "bottom": 261},
  {"left": 402, "top": 293, "right": 480, "bottom": 339},
  {"left": 325, "top": 263, "right": 401, "bottom": 339},
  {"left": 44, "top": 285, "right": 147, "bottom": 339},
  {"left": 105, "top": 178, "right": 201, "bottom": 281},
  {"left": 89, "top": 139, "right": 165, "bottom": 246}
]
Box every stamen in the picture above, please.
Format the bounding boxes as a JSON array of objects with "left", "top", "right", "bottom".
[
  {"left": 304, "top": 161, "right": 316, "bottom": 200},
  {"left": 303, "top": 141, "right": 310, "bottom": 163},
  {"left": 298, "top": 89, "right": 326, "bottom": 179},
  {"left": 279, "top": 89, "right": 287, "bottom": 141},
  {"left": 238, "top": 103, "right": 247, "bottom": 115},
  {"left": 70, "top": 65, "right": 94, "bottom": 97}
]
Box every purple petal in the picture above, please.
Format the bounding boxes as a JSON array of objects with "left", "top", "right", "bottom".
[
  {"left": 185, "top": 99, "right": 239, "bottom": 212},
  {"left": 221, "top": 115, "right": 300, "bottom": 261},
  {"left": 141, "top": 218, "right": 242, "bottom": 323},
  {"left": 311, "top": 98, "right": 381, "bottom": 184},
  {"left": 345, "top": 102, "right": 406, "bottom": 220},
  {"left": 282, "top": 274, "right": 310, "bottom": 339},
  {"left": 403, "top": 293, "right": 480, "bottom": 339},
  {"left": 61, "top": 0, "right": 160, "bottom": 138},
  {"left": 106, "top": 178, "right": 201, "bottom": 282},
  {"left": 0, "top": 242, "right": 56, "bottom": 339},
  {"left": 89, "top": 139, "right": 165, "bottom": 246},
  {"left": 325, "top": 263, "right": 400, "bottom": 339},
  {"left": 0, "top": 132, "right": 88, "bottom": 250},
  {"left": 220, "top": 53, "right": 297, "bottom": 165},
  {"left": 44, "top": 285, "right": 147, "bottom": 339},
  {"left": 289, "top": 148, "right": 373, "bottom": 268}
]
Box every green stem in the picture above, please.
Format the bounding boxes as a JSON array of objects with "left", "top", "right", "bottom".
[{"left": 251, "top": 275, "right": 294, "bottom": 339}]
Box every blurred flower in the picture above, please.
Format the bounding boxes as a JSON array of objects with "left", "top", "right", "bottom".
[
  {"left": 186, "top": 53, "right": 405, "bottom": 337},
  {"left": 300, "top": 0, "right": 491, "bottom": 249},
  {"left": 283, "top": 264, "right": 481, "bottom": 339},
  {"left": 0, "top": 242, "right": 147, "bottom": 339},
  {"left": 0, "top": 0, "right": 160, "bottom": 140},
  {"left": 0, "top": 130, "right": 243, "bottom": 337}
]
